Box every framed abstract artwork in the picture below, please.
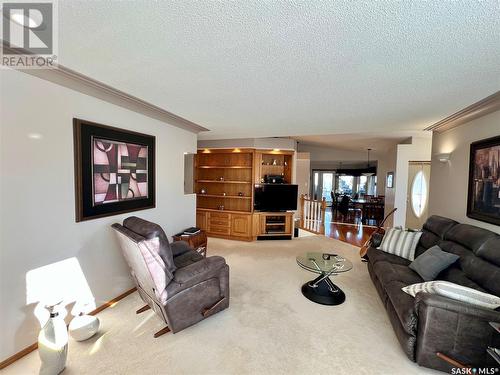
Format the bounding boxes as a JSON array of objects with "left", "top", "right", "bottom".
[
  {"left": 386, "top": 172, "right": 394, "bottom": 188},
  {"left": 467, "top": 135, "right": 500, "bottom": 226},
  {"left": 73, "top": 118, "right": 155, "bottom": 222}
]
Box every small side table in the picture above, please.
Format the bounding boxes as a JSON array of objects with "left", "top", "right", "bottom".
[
  {"left": 488, "top": 322, "right": 500, "bottom": 364},
  {"left": 173, "top": 230, "right": 207, "bottom": 257}
]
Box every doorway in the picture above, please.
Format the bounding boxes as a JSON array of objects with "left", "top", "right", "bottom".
[
  {"left": 312, "top": 171, "right": 335, "bottom": 203},
  {"left": 406, "top": 161, "right": 431, "bottom": 229}
]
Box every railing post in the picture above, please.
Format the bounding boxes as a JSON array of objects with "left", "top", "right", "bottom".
[
  {"left": 320, "top": 197, "right": 327, "bottom": 234},
  {"left": 300, "top": 194, "right": 305, "bottom": 228}
]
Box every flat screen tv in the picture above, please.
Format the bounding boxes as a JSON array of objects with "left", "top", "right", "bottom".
[{"left": 254, "top": 184, "right": 298, "bottom": 212}]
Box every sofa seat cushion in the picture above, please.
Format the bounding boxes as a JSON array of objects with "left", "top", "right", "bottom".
[
  {"left": 367, "top": 247, "right": 412, "bottom": 266},
  {"left": 437, "top": 266, "right": 487, "bottom": 293},
  {"left": 173, "top": 250, "right": 204, "bottom": 268},
  {"left": 385, "top": 281, "right": 419, "bottom": 335},
  {"left": 372, "top": 260, "right": 423, "bottom": 287},
  {"left": 171, "top": 241, "right": 193, "bottom": 257}
]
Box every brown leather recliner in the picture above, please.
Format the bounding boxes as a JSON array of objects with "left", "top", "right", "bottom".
[{"left": 111, "top": 216, "right": 229, "bottom": 336}]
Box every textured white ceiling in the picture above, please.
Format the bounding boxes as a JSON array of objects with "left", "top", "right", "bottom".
[{"left": 57, "top": 1, "right": 500, "bottom": 139}]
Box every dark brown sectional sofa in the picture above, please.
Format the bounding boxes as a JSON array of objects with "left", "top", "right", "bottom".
[{"left": 366, "top": 215, "right": 500, "bottom": 372}]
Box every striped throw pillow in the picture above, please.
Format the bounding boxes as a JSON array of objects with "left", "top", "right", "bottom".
[
  {"left": 377, "top": 227, "right": 422, "bottom": 260},
  {"left": 402, "top": 281, "right": 500, "bottom": 310},
  {"left": 402, "top": 281, "right": 440, "bottom": 297}
]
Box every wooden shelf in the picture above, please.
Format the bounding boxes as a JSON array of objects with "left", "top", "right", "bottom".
[
  {"left": 197, "top": 208, "right": 252, "bottom": 214},
  {"left": 195, "top": 149, "right": 294, "bottom": 241},
  {"left": 198, "top": 166, "right": 252, "bottom": 169},
  {"left": 197, "top": 194, "right": 251, "bottom": 200},
  {"left": 196, "top": 180, "right": 251, "bottom": 184}
]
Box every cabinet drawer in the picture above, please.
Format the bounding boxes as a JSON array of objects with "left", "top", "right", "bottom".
[
  {"left": 209, "top": 212, "right": 230, "bottom": 220},
  {"left": 210, "top": 219, "right": 230, "bottom": 227},
  {"left": 209, "top": 225, "right": 230, "bottom": 235}
]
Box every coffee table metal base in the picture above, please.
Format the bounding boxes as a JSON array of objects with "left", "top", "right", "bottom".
[{"left": 301, "top": 274, "right": 346, "bottom": 305}]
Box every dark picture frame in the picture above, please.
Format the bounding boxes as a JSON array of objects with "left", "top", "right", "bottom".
[
  {"left": 73, "top": 118, "right": 155, "bottom": 222},
  {"left": 386, "top": 172, "right": 394, "bottom": 188},
  {"left": 467, "top": 135, "right": 500, "bottom": 226}
]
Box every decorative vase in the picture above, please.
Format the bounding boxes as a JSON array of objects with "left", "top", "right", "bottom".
[
  {"left": 38, "top": 302, "right": 68, "bottom": 375},
  {"left": 69, "top": 314, "right": 100, "bottom": 342}
]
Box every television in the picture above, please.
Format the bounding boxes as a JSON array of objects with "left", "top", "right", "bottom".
[{"left": 254, "top": 184, "right": 298, "bottom": 212}]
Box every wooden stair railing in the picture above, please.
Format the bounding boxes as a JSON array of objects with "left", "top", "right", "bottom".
[{"left": 299, "top": 195, "right": 327, "bottom": 234}]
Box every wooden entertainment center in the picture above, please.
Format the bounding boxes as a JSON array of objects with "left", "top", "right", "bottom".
[{"left": 195, "top": 148, "right": 294, "bottom": 241}]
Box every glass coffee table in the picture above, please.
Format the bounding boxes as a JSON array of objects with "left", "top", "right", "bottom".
[{"left": 296, "top": 252, "right": 353, "bottom": 305}]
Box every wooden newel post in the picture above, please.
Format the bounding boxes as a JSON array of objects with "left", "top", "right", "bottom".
[
  {"left": 299, "top": 194, "right": 305, "bottom": 228},
  {"left": 320, "top": 197, "right": 326, "bottom": 234}
]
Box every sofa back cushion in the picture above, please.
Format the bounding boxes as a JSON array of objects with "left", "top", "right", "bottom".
[
  {"left": 415, "top": 215, "right": 458, "bottom": 258},
  {"left": 438, "top": 224, "right": 500, "bottom": 296}
]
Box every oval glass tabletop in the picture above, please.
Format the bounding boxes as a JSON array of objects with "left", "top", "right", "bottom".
[{"left": 296, "top": 252, "right": 353, "bottom": 274}]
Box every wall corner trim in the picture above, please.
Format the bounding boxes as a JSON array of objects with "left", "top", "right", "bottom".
[
  {"left": 425, "top": 91, "right": 500, "bottom": 133},
  {"left": 2, "top": 42, "right": 208, "bottom": 134}
]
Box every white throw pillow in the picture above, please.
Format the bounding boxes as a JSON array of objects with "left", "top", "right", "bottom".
[
  {"left": 377, "top": 227, "right": 422, "bottom": 261},
  {"left": 402, "top": 281, "right": 500, "bottom": 310}
]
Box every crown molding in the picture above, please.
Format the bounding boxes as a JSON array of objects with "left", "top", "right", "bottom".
[
  {"left": 425, "top": 91, "right": 500, "bottom": 133},
  {"left": 1, "top": 42, "right": 209, "bottom": 134}
]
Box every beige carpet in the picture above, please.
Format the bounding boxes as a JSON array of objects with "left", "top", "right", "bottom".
[{"left": 3, "top": 236, "right": 438, "bottom": 375}]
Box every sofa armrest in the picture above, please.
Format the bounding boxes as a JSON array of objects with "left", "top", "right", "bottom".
[
  {"left": 371, "top": 232, "right": 384, "bottom": 248},
  {"left": 415, "top": 292, "right": 500, "bottom": 322},
  {"left": 414, "top": 292, "right": 500, "bottom": 370}
]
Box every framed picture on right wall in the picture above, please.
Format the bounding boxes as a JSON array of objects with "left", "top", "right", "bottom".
[
  {"left": 467, "top": 135, "right": 500, "bottom": 226},
  {"left": 386, "top": 172, "right": 394, "bottom": 188}
]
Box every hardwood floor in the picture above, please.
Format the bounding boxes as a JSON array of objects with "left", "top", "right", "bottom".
[
  {"left": 325, "top": 222, "right": 376, "bottom": 247},
  {"left": 322, "top": 207, "right": 377, "bottom": 247}
]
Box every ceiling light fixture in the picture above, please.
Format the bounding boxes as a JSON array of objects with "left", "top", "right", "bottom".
[
  {"left": 362, "top": 148, "right": 375, "bottom": 176},
  {"left": 337, "top": 162, "right": 346, "bottom": 176}
]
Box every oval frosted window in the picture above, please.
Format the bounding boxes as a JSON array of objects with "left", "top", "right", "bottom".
[{"left": 411, "top": 170, "right": 427, "bottom": 218}]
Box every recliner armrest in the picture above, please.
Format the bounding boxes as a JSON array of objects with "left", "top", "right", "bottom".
[
  {"left": 173, "top": 256, "right": 226, "bottom": 284},
  {"left": 415, "top": 292, "right": 500, "bottom": 322}
]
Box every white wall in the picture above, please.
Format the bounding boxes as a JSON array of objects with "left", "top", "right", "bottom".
[
  {"left": 298, "top": 143, "right": 391, "bottom": 196},
  {"left": 197, "top": 137, "right": 296, "bottom": 150},
  {"left": 428, "top": 110, "right": 500, "bottom": 234},
  {"left": 382, "top": 144, "right": 398, "bottom": 226},
  {"left": 295, "top": 152, "right": 311, "bottom": 215},
  {"left": 391, "top": 137, "right": 432, "bottom": 227},
  {"left": 0, "top": 69, "right": 197, "bottom": 360},
  {"left": 297, "top": 143, "right": 368, "bottom": 163}
]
